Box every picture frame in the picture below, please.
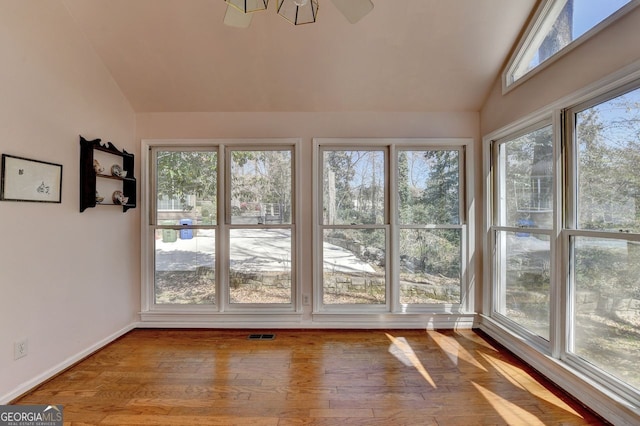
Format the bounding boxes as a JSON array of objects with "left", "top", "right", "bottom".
[{"left": 1, "top": 154, "right": 63, "bottom": 203}]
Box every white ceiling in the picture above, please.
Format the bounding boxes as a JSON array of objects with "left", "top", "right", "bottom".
[{"left": 62, "top": 0, "right": 536, "bottom": 113}]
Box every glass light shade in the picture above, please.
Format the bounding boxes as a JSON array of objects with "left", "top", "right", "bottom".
[
  {"left": 223, "top": 4, "right": 254, "bottom": 27},
  {"left": 277, "top": 0, "right": 318, "bottom": 25},
  {"left": 225, "top": 0, "right": 269, "bottom": 13}
]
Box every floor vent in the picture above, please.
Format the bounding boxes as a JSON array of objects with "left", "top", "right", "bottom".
[{"left": 247, "top": 334, "right": 275, "bottom": 340}]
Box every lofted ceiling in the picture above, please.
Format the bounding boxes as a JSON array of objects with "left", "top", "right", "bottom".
[{"left": 61, "top": 0, "right": 536, "bottom": 113}]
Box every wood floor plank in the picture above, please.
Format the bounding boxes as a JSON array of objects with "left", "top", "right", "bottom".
[{"left": 12, "top": 329, "right": 607, "bottom": 425}]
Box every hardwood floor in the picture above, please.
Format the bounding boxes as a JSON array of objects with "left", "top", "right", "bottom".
[{"left": 14, "top": 329, "right": 606, "bottom": 425}]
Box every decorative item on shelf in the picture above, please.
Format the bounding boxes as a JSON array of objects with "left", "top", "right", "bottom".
[
  {"left": 93, "top": 159, "right": 104, "bottom": 174},
  {"left": 112, "top": 190, "right": 128, "bottom": 205},
  {"left": 80, "top": 135, "right": 136, "bottom": 212},
  {"left": 111, "top": 164, "right": 122, "bottom": 177}
]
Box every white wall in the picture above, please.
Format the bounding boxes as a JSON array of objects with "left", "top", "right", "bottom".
[
  {"left": 0, "top": 1, "right": 138, "bottom": 402},
  {"left": 136, "top": 111, "right": 482, "bottom": 324}
]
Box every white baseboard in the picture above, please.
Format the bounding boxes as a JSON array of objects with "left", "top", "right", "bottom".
[
  {"left": 138, "top": 312, "right": 477, "bottom": 329},
  {"left": 0, "top": 323, "right": 137, "bottom": 404}
]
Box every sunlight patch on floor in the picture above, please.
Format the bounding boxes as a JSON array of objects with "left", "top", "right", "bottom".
[
  {"left": 428, "top": 331, "right": 487, "bottom": 371},
  {"left": 386, "top": 333, "right": 436, "bottom": 388},
  {"left": 478, "top": 351, "right": 584, "bottom": 417},
  {"left": 472, "top": 381, "right": 545, "bottom": 426}
]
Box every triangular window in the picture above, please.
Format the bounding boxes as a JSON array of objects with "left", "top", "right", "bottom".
[{"left": 504, "top": 0, "right": 637, "bottom": 90}]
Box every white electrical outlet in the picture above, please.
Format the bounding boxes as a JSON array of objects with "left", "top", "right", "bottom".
[
  {"left": 303, "top": 295, "right": 310, "bottom": 305},
  {"left": 14, "top": 339, "right": 28, "bottom": 360}
]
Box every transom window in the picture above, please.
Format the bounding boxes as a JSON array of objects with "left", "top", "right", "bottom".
[{"left": 505, "top": 0, "right": 637, "bottom": 89}]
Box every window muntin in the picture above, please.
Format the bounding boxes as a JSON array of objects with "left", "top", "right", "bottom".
[
  {"left": 492, "top": 123, "right": 553, "bottom": 340},
  {"left": 506, "top": 0, "right": 635, "bottom": 88}
]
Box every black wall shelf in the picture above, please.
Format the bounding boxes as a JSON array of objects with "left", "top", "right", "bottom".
[{"left": 79, "top": 136, "right": 136, "bottom": 213}]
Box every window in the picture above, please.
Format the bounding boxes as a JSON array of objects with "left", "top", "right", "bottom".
[
  {"left": 317, "top": 140, "right": 470, "bottom": 312},
  {"left": 566, "top": 83, "right": 640, "bottom": 393},
  {"left": 492, "top": 123, "right": 554, "bottom": 340},
  {"left": 154, "top": 149, "right": 218, "bottom": 305},
  {"left": 398, "top": 150, "right": 462, "bottom": 305},
  {"left": 148, "top": 142, "right": 296, "bottom": 310},
  {"left": 321, "top": 149, "right": 387, "bottom": 306},
  {"left": 227, "top": 148, "right": 294, "bottom": 304},
  {"left": 486, "top": 76, "right": 640, "bottom": 413},
  {"left": 505, "top": 0, "right": 637, "bottom": 88}
]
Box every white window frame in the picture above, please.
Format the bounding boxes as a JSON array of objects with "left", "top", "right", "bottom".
[
  {"left": 224, "top": 144, "right": 297, "bottom": 311},
  {"left": 484, "top": 61, "right": 640, "bottom": 423},
  {"left": 313, "top": 138, "right": 475, "bottom": 316},
  {"left": 488, "top": 118, "right": 557, "bottom": 353},
  {"left": 140, "top": 139, "right": 302, "bottom": 318},
  {"left": 503, "top": 0, "right": 640, "bottom": 93},
  {"left": 562, "top": 82, "right": 640, "bottom": 406}
]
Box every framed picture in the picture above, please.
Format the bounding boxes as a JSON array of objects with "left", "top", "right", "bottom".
[{"left": 1, "top": 154, "right": 63, "bottom": 203}]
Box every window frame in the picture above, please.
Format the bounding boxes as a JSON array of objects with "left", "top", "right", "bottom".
[
  {"left": 503, "top": 0, "right": 640, "bottom": 93},
  {"left": 142, "top": 139, "right": 301, "bottom": 315},
  {"left": 562, "top": 83, "right": 640, "bottom": 404},
  {"left": 313, "top": 138, "right": 474, "bottom": 315},
  {"left": 489, "top": 119, "right": 556, "bottom": 350},
  {"left": 148, "top": 145, "right": 220, "bottom": 311},
  {"left": 484, "top": 65, "right": 640, "bottom": 419},
  {"left": 224, "top": 145, "right": 297, "bottom": 310}
]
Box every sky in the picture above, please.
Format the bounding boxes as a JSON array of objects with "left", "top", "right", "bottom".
[{"left": 571, "top": 0, "right": 632, "bottom": 38}]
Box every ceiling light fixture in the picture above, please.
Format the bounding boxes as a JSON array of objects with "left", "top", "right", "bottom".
[
  {"left": 223, "top": 0, "right": 373, "bottom": 28},
  {"left": 225, "top": 0, "right": 269, "bottom": 13},
  {"left": 277, "top": 0, "right": 318, "bottom": 25}
]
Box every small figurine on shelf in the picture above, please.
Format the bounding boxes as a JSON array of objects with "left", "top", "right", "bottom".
[
  {"left": 111, "top": 164, "right": 122, "bottom": 177},
  {"left": 112, "top": 190, "right": 128, "bottom": 205},
  {"left": 93, "top": 159, "right": 104, "bottom": 174},
  {"left": 95, "top": 191, "right": 104, "bottom": 203}
]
